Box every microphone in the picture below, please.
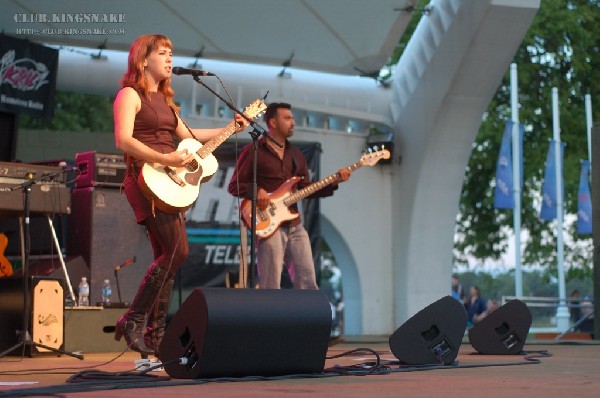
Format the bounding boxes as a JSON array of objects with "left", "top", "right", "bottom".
[
  {"left": 115, "top": 256, "right": 136, "bottom": 272},
  {"left": 172, "top": 66, "right": 215, "bottom": 77},
  {"left": 40, "top": 161, "right": 71, "bottom": 181}
]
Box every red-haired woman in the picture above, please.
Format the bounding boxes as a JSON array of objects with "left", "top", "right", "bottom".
[{"left": 113, "top": 34, "right": 247, "bottom": 357}]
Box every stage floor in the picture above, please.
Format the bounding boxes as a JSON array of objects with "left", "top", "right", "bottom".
[{"left": 1, "top": 338, "right": 599, "bottom": 397}]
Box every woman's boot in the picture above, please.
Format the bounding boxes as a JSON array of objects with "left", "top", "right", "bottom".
[
  {"left": 144, "top": 277, "right": 174, "bottom": 357},
  {"left": 114, "top": 263, "right": 170, "bottom": 355}
]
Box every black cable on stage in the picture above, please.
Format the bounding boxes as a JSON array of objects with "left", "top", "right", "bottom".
[
  {"left": 0, "top": 349, "right": 553, "bottom": 397},
  {"left": 0, "top": 346, "right": 130, "bottom": 376},
  {"left": 381, "top": 349, "right": 553, "bottom": 374}
]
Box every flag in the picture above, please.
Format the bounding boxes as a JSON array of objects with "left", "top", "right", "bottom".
[
  {"left": 577, "top": 160, "right": 592, "bottom": 234},
  {"left": 494, "top": 121, "right": 514, "bottom": 209},
  {"left": 540, "top": 140, "right": 564, "bottom": 221},
  {"left": 517, "top": 123, "right": 524, "bottom": 190}
]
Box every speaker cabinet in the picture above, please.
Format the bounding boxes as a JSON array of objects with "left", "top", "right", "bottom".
[
  {"left": 0, "top": 276, "right": 64, "bottom": 356},
  {"left": 67, "top": 188, "right": 153, "bottom": 304},
  {"left": 159, "top": 287, "right": 332, "bottom": 379},
  {"left": 389, "top": 296, "right": 467, "bottom": 365},
  {"left": 0, "top": 111, "right": 17, "bottom": 161},
  {"left": 468, "top": 299, "right": 532, "bottom": 355}
]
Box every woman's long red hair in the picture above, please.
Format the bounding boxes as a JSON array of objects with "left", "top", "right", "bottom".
[{"left": 120, "top": 34, "right": 179, "bottom": 112}]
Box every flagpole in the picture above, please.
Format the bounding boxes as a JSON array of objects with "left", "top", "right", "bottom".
[
  {"left": 585, "top": 94, "right": 592, "bottom": 165},
  {"left": 511, "top": 63, "right": 523, "bottom": 298},
  {"left": 552, "top": 87, "right": 569, "bottom": 332}
]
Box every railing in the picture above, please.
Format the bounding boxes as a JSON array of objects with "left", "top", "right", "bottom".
[{"left": 502, "top": 296, "right": 594, "bottom": 335}]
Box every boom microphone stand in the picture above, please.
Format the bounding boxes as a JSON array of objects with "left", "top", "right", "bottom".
[
  {"left": 191, "top": 75, "right": 279, "bottom": 288},
  {"left": 0, "top": 173, "right": 83, "bottom": 359}
]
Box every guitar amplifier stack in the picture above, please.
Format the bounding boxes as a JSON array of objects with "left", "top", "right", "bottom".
[
  {"left": 75, "top": 151, "right": 126, "bottom": 189},
  {"left": 68, "top": 151, "right": 153, "bottom": 304}
]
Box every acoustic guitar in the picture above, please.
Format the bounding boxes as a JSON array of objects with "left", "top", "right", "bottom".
[{"left": 138, "top": 98, "right": 267, "bottom": 214}]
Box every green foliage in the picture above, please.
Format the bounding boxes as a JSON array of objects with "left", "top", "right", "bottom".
[
  {"left": 454, "top": 0, "right": 599, "bottom": 278},
  {"left": 19, "top": 90, "right": 113, "bottom": 132},
  {"left": 456, "top": 269, "right": 593, "bottom": 302}
]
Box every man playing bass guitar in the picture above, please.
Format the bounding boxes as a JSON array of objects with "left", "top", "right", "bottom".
[{"left": 228, "top": 102, "right": 350, "bottom": 290}]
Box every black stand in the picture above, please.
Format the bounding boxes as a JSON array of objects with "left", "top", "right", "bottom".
[
  {"left": 246, "top": 128, "right": 263, "bottom": 288},
  {"left": 191, "top": 76, "right": 281, "bottom": 288},
  {"left": 0, "top": 178, "right": 83, "bottom": 360},
  {"left": 112, "top": 256, "right": 135, "bottom": 307},
  {"left": 114, "top": 268, "right": 123, "bottom": 305}
]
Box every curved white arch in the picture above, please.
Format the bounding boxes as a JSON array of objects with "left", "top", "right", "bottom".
[{"left": 321, "top": 216, "right": 362, "bottom": 336}]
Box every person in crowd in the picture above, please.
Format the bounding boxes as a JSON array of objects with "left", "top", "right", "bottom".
[
  {"left": 569, "top": 289, "right": 581, "bottom": 325},
  {"left": 473, "top": 298, "right": 499, "bottom": 324},
  {"left": 451, "top": 274, "right": 465, "bottom": 303},
  {"left": 465, "top": 285, "right": 487, "bottom": 327}
]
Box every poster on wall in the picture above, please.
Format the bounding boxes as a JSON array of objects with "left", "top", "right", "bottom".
[
  {"left": 0, "top": 34, "right": 58, "bottom": 118},
  {"left": 172, "top": 140, "right": 322, "bottom": 304}
]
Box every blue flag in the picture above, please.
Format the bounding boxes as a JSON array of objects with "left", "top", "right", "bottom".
[
  {"left": 577, "top": 160, "right": 592, "bottom": 234},
  {"left": 494, "top": 121, "right": 514, "bottom": 209},
  {"left": 540, "top": 140, "right": 565, "bottom": 221},
  {"left": 517, "top": 123, "right": 524, "bottom": 190}
]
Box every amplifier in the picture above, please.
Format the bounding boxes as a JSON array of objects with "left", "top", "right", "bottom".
[
  {"left": 75, "top": 151, "right": 126, "bottom": 189},
  {"left": 0, "top": 161, "right": 66, "bottom": 184}
]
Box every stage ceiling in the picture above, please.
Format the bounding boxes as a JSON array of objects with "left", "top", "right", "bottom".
[{"left": 2, "top": 0, "right": 420, "bottom": 76}]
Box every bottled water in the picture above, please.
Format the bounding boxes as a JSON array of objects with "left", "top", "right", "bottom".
[
  {"left": 78, "top": 277, "right": 90, "bottom": 306},
  {"left": 102, "top": 279, "right": 112, "bottom": 304}
]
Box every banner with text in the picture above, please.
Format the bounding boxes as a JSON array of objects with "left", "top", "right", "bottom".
[
  {"left": 494, "top": 121, "right": 515, "bottom": 209},
  {"left": 577, "top": 160, "right": 592, "bottom": 235},
  {"left": 540, "top": 140, "right": 565, "bottom": 221},
  {"left": 0, "top": 34, "right": 58, "bottom": 118}
]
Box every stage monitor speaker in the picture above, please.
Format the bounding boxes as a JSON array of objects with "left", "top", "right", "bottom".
[
  {"left": 0, "top": 276, "right": 64, "bottom": 355},
  {"left": 67, "top": 187, "right": 153, "bottom": 304},
  {"left": 468, "top": 299, "right": 532, "bottom": 355},
  {"left": 0, "top": 111, "right": 17, "bottom": 161},
  {"left": 159, "top": 287, "right": 332, "bottom": 379},
  {"left": 389, "top": 296, "right": 467, "bottom": 365}
]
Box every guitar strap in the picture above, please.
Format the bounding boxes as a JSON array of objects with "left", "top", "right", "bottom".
[
  {"left": 291, "top": 146, "right": 299, "bottom": 175},
  {"left": 173, "top": 107, "right": 201, "bottom": 143}
]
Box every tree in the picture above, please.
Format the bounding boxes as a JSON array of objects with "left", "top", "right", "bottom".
[
  {"left": 454, "top": 0, "right": 599, "bottom": 279},
  {"left": 19, "top": 90, "right": 113, "bottom": 132}
]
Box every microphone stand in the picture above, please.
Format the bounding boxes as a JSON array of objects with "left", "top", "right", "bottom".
[
  {"left": 113, "top": 256, "right": 135, "bottom": 306},
  {"left": 114, "top": 268, "right": 123, "bottom": 305},
  {"left": 191, "top": 75, "right": 281, "bottom": 288},
  {"left": 0, "top": 174, "right": 83, "bottom": 360}
]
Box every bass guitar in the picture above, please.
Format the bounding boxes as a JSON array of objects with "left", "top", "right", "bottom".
[
  {"left": 138, "top": 99, "right": 267, "bottom": 214},
  {"left": 240, "top": 149, "right": 390, "bottom": 239}
]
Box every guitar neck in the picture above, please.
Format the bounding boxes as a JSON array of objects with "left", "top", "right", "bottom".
[
  {"left": 284, "top": 160, "right": 364, "bottom": 206},
  {"left": 196, "top": 120, "right": 238, "bottom": 159}
]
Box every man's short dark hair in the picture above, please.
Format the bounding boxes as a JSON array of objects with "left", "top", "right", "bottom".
[{"left": 264, "top": 102, "right": 292, "bottom": 123}]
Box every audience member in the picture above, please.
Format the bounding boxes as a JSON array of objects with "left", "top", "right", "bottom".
[
  {"left": 569, "top": 289, "right": 581, "bottom": 325},
  {"left": 451, "top": 274, "right": 465, "bottom": 303},
  {"left": 473, "top": 298, "right": 499, "bottom": 324},
  {"left": 465, "top": 285, "right": 487, "bottom": 327}
]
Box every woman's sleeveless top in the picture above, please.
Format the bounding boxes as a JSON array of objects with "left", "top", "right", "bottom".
[{"left": 130, "top": 90, "right": 178, "bottom": 168}]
